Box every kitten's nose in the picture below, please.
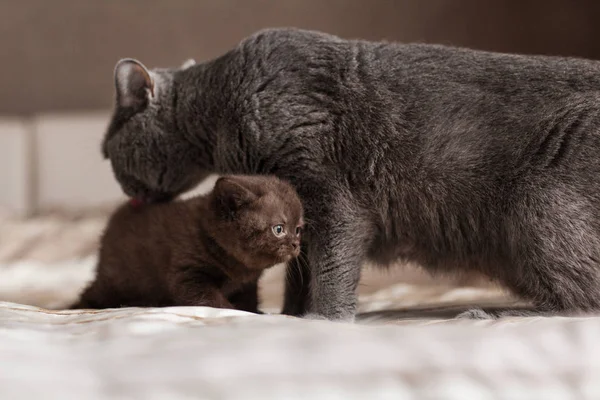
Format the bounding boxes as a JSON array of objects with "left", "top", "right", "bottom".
[{"left": 292, "top": 241, "right": 300, "bottom": 250}]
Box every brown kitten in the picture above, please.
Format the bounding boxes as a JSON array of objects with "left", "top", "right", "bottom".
[{"left": 71, "top": 175, "right": 304, "bottom": 313}]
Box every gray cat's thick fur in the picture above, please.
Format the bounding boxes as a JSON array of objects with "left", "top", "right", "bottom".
[{"left": 103, "top": 28, "right": 600, "bottom": 321}]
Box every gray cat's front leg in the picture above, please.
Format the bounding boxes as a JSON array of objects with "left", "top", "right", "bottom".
[
  {"left": 303, "top": 203, "right": 370, "bottom": 322},
  {"left": 305, "top": 232, "right": 365, "bottom": 321}
]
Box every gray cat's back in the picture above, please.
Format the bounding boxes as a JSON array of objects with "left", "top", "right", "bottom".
[
  {"left": 234, "top": 28, "right": 600, "bottom": 194},
  {"left": 241, "top": 27, "right": 600, "bottom": 93},
  {"left": 229, "top": 29, "right": 600, "bottom": 295}
]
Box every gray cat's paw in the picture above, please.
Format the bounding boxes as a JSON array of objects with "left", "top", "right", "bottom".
[
  {"left": 302, "top": 313, "right": 329, "bottom": 320},
  {"left": 302, "top": 312, "right": 355, "bottom": 323},
  {"left": 456, "top": 308, "right": 496, "bottom": 320}
]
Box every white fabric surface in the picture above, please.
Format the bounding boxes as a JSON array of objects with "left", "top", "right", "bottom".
[
  {"left": 1, "top": 302, "right": 599, "bottom": 400},
  {"left": 1, "top": 209, "right": 596, "bottom": 399}
]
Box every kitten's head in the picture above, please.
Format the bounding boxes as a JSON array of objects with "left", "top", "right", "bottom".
[
  {"left": 102, "top": 58, "right": 208, "bottom": 203},
  {"left": 209, "top": 175, "right": 304, "bottom": 269}
]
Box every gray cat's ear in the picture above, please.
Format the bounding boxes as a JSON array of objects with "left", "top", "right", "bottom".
[
  {"left": 114, "top": 58, "right": 154, "bottom": 109},
  {"left": 181, "top": 59, "right": 196, "bottom": 69},
  {"left": 213, "top": 177, "right": 258, "bottom": 214}
]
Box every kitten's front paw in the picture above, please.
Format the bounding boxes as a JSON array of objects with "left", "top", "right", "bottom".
[{"left": 456, "top": 308, "right": 496, "bottom": 320}]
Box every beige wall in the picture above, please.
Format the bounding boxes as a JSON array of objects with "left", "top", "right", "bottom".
[{"left": 3, "top": 0, "right": 600, "bottom": 115}]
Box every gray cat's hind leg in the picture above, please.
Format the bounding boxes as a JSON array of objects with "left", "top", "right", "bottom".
[
  {"left": 456, "top": 308, "right": 495, "bottom": 319},
  {"left": 459, "top": 194, "right": 600, "bottom": 320},
  {"left": 498, "top": 202, "right": 600, "bottom": 316}
]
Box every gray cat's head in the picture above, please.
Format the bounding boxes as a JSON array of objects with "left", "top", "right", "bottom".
[{"left": 102, "top": 58, "right": 208, "bottom": 203}]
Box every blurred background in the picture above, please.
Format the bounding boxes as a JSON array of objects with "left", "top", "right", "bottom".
[
  {"left": 3, "top": 0, "right": 600, "bottom": 215},
  {"left": 1, "top": 0, "right": 599, "bottom": 309}
]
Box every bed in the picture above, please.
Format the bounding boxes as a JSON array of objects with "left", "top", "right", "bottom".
[{"left": 1, "top": 209, "right": 597, "bottom": 399}]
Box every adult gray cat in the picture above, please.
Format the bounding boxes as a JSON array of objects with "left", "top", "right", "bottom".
[{"left": 102, "top": 27, "right": 600, "bottom": 321}]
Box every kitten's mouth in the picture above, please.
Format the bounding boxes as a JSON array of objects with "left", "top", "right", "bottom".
[
  {"left": 271, "top": 253, "right": 293, "bottom": 265},
  {"left": 281, "top": 250, "right": 300, "bottom": 262},
  {"left": 264, "top": 248, "right": 301, "bottom": 266}
]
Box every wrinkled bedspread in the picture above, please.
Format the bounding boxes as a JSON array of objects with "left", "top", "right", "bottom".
[
  {"left": 1, "top": 210, "right": 598, "bottom": 399},
  {"left": 2, "top": 302, "right": 599, "bottom": 399}
]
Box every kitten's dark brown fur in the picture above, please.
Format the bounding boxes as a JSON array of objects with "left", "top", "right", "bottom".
[{"left": 71, "top": 175, "right": 304, "bottom": 312}]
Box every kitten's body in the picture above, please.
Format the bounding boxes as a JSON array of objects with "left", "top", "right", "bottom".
[
  {"left": 72, "top": 175, "right": 303, "bottom": 311},
  {"left": 103, "top": 28, "right": 600, "bottom": 320}
]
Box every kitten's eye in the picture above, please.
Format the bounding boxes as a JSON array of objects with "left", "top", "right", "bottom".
[
  {"left": 272, "top": 224, "right": 285, "bottom": 238},
  {"left": 295, "top": 226, "right": 302, "bottom": 236}
]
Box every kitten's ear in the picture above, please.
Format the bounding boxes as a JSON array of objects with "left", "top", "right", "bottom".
[
  {"left": 114, "top": 58, "right": 154, "bottom": 109},
  {"left": 213, "top": 177, "right": 258, "bottom": 214},
  {"left": 181, "top": 59, "right": 196, "bottom": 69}
]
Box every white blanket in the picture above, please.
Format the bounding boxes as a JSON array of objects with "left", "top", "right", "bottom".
[
  {"left": 1, "top": 210, "right": 598, "bottom": 399},
  {"left": 1, "top": 302, "right": 599, "bottom": 400}
]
